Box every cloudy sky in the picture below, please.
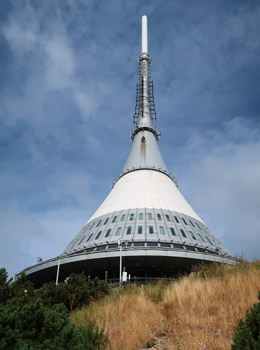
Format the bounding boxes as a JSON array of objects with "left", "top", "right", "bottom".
[{"left": 1, "top": 0, "right": 260, "bottom": 278}]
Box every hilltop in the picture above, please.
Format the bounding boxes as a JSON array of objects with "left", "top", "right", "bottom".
[{"left": 71, "top": 260, "right": 260, "bottom": 350}]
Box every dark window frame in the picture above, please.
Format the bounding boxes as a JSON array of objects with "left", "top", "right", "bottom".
[
  {"left": 174, "top": 216, "right": 180, "bottom": 224},
  {"left": 182, "top": 218, "right": 188, "bottom": 225},
  {"left": 103, "top": 217, "right": 109, "bottom": 225},
  {"left": 96, "top": 219, "right": 102, "bottom": 227},
  {"left": 95, "top": 231, "right": 102, "bottom": 240},
  {"left": 170, "top": 227, "right": 176, "bottom": 236},
  {"left": 180, "top": 229, "right": 187, "bottom": 238},
  {"left": 105, "top": 229, "right": 111, "bottom": 237}
]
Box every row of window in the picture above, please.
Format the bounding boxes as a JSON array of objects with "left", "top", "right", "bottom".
[
  {"left": 70, "top": 242, "right": 220, "bottom": 255},
  {"left": 86, "top": 213, "right": 204, "bottom": 231},
  {"left": 73, "top": 226, "right": 214, "bottom": 247}
]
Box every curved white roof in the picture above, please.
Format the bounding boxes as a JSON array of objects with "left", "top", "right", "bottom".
[{"left": 88, "top": 169, "right": 203, "bottom": 223}]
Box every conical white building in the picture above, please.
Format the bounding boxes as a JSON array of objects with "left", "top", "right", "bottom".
[{"left": 22, "top": 16, "right": 234, "bottom": 286}]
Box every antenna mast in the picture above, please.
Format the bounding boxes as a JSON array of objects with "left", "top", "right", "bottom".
[
  {"left": 132, "top": 15, "right": 158, "bottom": 136},
  {"left": 142, "top": 15, "right": 148, "bottom": 54}
]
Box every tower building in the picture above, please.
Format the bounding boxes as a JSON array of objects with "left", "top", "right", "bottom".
[{"left": 21, "top": 16, "right": 234, "bottom": 286}]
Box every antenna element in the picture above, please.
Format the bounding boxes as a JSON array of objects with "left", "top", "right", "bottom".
[{"left": 141, "top": 15, "right": 148, "bottom": 54}]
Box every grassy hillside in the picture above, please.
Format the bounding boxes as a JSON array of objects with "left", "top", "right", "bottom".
[{"left": 71, "top": 260, "right": 260, "bottom": 350}]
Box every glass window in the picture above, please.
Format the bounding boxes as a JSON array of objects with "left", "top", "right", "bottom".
[
  {"left": 149, "top": 226, "right": 154, "bottom": 234},
  {"left": 170, "top": 227, "right": 176, "bottom": 236},
  {"left": 147, "top": 242, "right": 158, "bottom": 247},
  {"left": 130, "top": 213, "right": 134, "bottom": 221},
  {"left": 173, "top": 243, "right": 183, "bottom": 249},
  {"left": 112, "top": 216, "right": 117, "bottom": 223},
  {"left": 182, "top": 218, "right": 188, "bottom": 225},
  {"left": 165, "top": 214, "right": 171, "bottom": 221},
  {"left": 159, "top": 226, "right": 165, "bottom": 235},
  {"left": 120, "top": 214, "right": 126, "bottom": 222},
  {"left": 138, "top": 226, "right": 143, "bottom": 234},
  {"left": 186, "top": 245, "right": 195, "bottom": 251},
  {"left": 96, "top": 219, "right": 102, "bottom": 227},
  {"left": 115, "top": 227, "right": 121, "bottom": 236},
  {"left": 95, "top": 231, "right": 102, "bottom": 240},
  {"left": 196, "top": 222, "right": 202, "bottom": 230},
  {"left": 174, "top": 216, "right": 179, "bottom": 223},
  {"left": 148, "top": 213, "right": 152, "bottom": 220},
  {"left": 86, "top": 233, "right": 93, "bottom": 242},
  {"left": 161, "top": 242, "right": 171, "bottom": 247},
  {"left": 189, "top": 231, "right": 197, "bottom": 240},
  {"left": 197, "top": 247, "right": 205, "bottom": 252},
  {"left": 180, "top": 229, "right": 187, "bottom": 238},
  {"left": 189, "top": 220, "right": 195, "bottom": 228},
  {"left": 96, "top": 245, "right": 106, "bottom": 251},
  {"left": 108, "top": 243, "right": 118, "bottom": 249},
  {"left": 105, "top": 229, "right": 111, "bottom": 237},
  {"left": 139, "top": 213, "right": 143, "bottom": 220},
  {"left": 157, "top": 213, "right": 162, "bottom": 220},
  {"left": 198, "top": 233, "right": 206, "bottom": 243},
  {"left": 206, "top": 236, "right": 214, "bottom": 245},
  {"left": 90, "top": 222, "right": 95, "bottom": 229},
  {"left": 86, "top": 247, "right": 94, "bottom": 252},
  {"left": 126, "top": 226, "right": 132, "bottom": 235},
  {"left": 78, "top": 236, "right": 86, "bottom": 245},
  {"left": 103, "top": 217, "right": 109, "bottom": 225},
  {"left": 134, "top": 242, "right": 145, "bottom": 247}
]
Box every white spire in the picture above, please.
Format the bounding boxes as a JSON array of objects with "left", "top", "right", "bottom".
[
  {"left": 121, "top": 15, "right": 170, "bottom": 182},
  {"left": 141, "top": 15, "right": 148, "bottom": 54},
  {"left": 134, "top": 15, "right": 153, "bottom": 129}
]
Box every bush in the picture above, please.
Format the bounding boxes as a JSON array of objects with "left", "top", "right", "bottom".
[
  {"left": 36, "top": 273, "right": 109, "bottom": 311},
  {"left": 0, "top": 268, "right": 108, "bottom": 350},
  {"left": 0, "top": 268, "right": 10, "bottom": 304},
  {"left": 0, "top": 294, "right": 106, "bottom": 350},
  {"left": 232, "top": 291, "right": 260, "bottom": 349}
]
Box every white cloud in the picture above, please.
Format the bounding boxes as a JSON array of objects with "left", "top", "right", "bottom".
[
  {"left": 44, "top": 35, "right": 75, "bottom": 91},
  {"left": 180, "top": 117, "right": 260, "bottom": 259},
  {"left": 1, "top": 2, "right": 100, "bottom": 126}
]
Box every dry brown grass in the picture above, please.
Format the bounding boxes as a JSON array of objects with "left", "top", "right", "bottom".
[
  {"left": 162, "top": 261, "right": 260, "bottom": 349},
  {"left": 71, "top": 261, "right": 260, "bottom": 350},
  {"left": 72, "top": 286, "right": 163, "bottom": 350}
]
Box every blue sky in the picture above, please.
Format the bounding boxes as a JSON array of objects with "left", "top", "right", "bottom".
[{"left": 1, "top": 0, "right": 260, "bottom": 278}]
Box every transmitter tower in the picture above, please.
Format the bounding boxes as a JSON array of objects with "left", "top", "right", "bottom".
[{"left": 21, "top": 16, "right": 234, "bottom": 286}]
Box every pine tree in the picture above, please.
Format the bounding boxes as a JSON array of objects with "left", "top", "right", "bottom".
[
  {"left": 232, "top": 291, "right": 260, "bottom": 349},
  {"left": 0, "top": 268, "right": 107, "bottom": 350}
]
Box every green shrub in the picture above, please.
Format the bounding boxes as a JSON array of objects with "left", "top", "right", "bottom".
[
  {"left": 0, "top": 294, "right": 106, "bottom": 350},
  {"left": 0, "top": 268, "right": 10, "bottom": 304},
  {"left": 232, "top": 291, "right": 260, "bottom": 349},
  {"left": 147, "top": 337, "right": 156, "bottom": 348},
  {"left": 36, "top": 272, "right": 109, "bottom": 311},
  {"left": 0, "top": 268, "right": 108, "bottom": 349}
]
